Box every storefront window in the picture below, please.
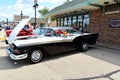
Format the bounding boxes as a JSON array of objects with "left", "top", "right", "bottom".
[
  {"left": 61, "top": 18, "right": 63, "bottom": 26},
  {"left": 83, "top": 14, "right": 89, "bottom": 32},
  {"left": 105, "top": 4, "right": 120, "bottom": 13},
  {"left": 55, "top": 12, "right": 89, "bottom": 33},
  {"left": 68, "top": 17, "right": 71, "bottom": 26},
  {"left": 64, "top": 17, "right": 67, "bottom": 26}
]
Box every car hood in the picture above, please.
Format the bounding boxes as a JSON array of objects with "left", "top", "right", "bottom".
[{"left": 8, "top": 18, "right": 31, "bottom": 44}]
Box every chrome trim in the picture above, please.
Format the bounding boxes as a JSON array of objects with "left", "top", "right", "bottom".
[
  {"left": 6, "top": 48, "right": 28, "bottom": 60},
  {"left": 14, "top": 37, "right": 73, "bottom": 47}
]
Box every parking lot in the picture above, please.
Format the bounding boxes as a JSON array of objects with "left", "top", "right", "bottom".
[{"left": 0, "top": 41, "right": 120, "bottom": 80}]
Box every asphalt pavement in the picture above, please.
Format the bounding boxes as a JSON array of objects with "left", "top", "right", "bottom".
[{"left": 0, "top": 41, "right": 120, "bottom": 80}]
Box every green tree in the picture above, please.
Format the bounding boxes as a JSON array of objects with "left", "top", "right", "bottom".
[
  {"left": 38, "top": 7, "right": 49, "bottom": 17},
  {"left": 38, "top": 7, "right": 56, "bottom": 26}
]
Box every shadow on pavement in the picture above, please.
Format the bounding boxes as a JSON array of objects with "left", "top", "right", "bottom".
[
  {"left": 0, "top": 56, "right": 30, "bottom": 70},
  {"left": 83, "top": 46, "right": 120, "bottom": 67},
  {"left": 42, "top": 50, "right": 80, "bottom": 62},
  {"left": 1, "top": 45, "right": 120, "bottom": 70},
  {"left": 67, "top": 69, "right": 120, "bottom": 80},
  {"left": 0, "top": 49, "right": 81, "bottom": 70}
]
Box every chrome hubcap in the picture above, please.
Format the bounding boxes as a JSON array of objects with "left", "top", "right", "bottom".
[
  {"left": 31, "top": 50, "right": 42, "bottom": 61},
  {"left": 82, "top": 43, "right": 88, "bottom": 50}
]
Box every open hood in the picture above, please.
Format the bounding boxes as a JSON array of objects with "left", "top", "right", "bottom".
[{"left": 8, "top": 18, "right": 31, "bottom": 44}]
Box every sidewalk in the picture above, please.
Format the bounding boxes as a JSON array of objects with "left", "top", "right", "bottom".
[{"left": 96, "top": 42, "right": 120, "bottom": 51}]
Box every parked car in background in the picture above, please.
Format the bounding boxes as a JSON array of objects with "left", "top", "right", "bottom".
[
  {"left": 5, "top": 18, "right": 35, "bottom": 44},
  {"left": 5, "top": 25, "right": 33, "bottom": 37},
  {"left": 6, "top": 25, "right": 99, "bottom": 64}
]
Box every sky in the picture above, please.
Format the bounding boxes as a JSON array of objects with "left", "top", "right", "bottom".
[{"left": 0, "top": 0, "right": 67, "bottom": 22}]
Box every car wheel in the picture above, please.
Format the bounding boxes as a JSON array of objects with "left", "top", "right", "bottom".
[
  {"left": 28, "top": 49, "right": 43, "bottom": 64},
  {"left": 80, "top": 42, "right": 89, "bottom": 52}
]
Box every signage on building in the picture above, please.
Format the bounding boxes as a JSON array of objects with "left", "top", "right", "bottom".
[{"left": 109, "top": 19, "right": 120, "bottom": 28}]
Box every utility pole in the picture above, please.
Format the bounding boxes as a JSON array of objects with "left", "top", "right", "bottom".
[{"left": 33, "top": 0, "right": 39, "bottom": 29}]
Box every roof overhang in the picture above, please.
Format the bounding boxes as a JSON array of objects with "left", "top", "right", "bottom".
[
  {"left": 45, "top": 0, "right": 118, "bottom": 17},
  {"left": 89, "top": 0, "right": 116, "bottom": 7}
]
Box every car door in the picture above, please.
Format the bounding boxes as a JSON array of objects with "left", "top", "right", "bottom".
[{"left": 41, "top": 29, "right": 75, "bottom": 55}]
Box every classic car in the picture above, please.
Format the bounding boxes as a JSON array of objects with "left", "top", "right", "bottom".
[
  {"left": 6, "top": 26, "right": 99, "bottom": 64},
  {"left": 5, "top": 18, "right": 35, "bottom": 44}
]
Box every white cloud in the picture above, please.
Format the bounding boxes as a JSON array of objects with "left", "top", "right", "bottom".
[
  {"left": 0, "top": 5, "right": 14, "bottom": 21},
  {"left": 0, "top": 0, "right": 67, "bottom": 21},
  {"left": 39, "top": 0, "right": 66, "bottom": 4},
  {"left": 0, "top": 13, "right": 9, "bottom": 17},
  {"left": 7, "top": 6, "right": 12, "bottom": 9},
  {"left": 0, "top": 12, "right": 13, "bottom": 21},
  {"left": 13, "top": 0, "right": 66, "bottom": 18}
]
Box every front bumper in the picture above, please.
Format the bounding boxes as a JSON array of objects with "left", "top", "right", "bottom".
[{"left": 6, "top": 47, "right": 28, "bottom": 60}]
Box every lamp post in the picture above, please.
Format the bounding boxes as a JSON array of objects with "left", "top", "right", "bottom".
[
  {"left": 20, "top": 10, "right": 23, "bottom": 20},
  {"left": 33, "top": 0, "right": 38, "bottom": 29},
  {"left": 6, "top": 18, "right": 8, "bottom": 27}
]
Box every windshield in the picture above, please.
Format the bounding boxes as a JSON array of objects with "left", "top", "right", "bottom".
[
  {"left": 56, "top": 28, "right": 81, "bottom": 36},
  {"left": 33, "top": 27, "right": 81, "bottom": 37},
  {"left": 65, "top": 29, "right": 80, "bottom": 35},
  {"left": 33, "top": 28, "right": 57, "bottom": 36}
]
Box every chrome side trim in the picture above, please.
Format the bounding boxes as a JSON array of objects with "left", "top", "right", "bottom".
[{"left": 6, "top": 48, "right": 28, "bottom": 60}]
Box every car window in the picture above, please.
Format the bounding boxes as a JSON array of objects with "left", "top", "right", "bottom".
[
  {"left": 66, "top": 29, "right": 80, "bottom": 35},
  {"left": 55, "top": 29, "right": 64, "bottom": 36},
  {"left": 39, "top": 28, "right": 45, "bottom": 35},
  {"left": 44, "top": 28, "right": 57, "bottom": 37},
  {"left": 57, "top": 28, "right": 80, "bottom": 36},
  {"left": 37, "top": 28, "right": 80, "bottom": 37},
  {"left": 44, "top": 29, "right": 52, "bottom": 36}
]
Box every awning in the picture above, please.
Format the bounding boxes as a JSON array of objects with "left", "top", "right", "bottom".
[{"left": 45, "top": 0, "right": 117, "bottom": 17}]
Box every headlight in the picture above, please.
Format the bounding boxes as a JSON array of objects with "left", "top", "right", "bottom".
[
  {"left": 11, "top": 44, "right": 14, "bottom": 49},
  {"left": 10, "top": 43, "right": 16, "bottom": 49},
  {"left": 14, "top": 49, "right": 20, "bottom": 54}
]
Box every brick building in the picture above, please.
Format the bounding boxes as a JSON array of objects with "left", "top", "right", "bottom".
[
  {"left": 45, "top": 0, "right": 120, "bottom": 49},
  {"left": 90, "top": 8, "right": 120, "bottom": 45}
]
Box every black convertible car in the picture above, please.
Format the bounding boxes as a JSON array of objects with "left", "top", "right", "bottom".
[{"left": 6, "top": 27, "right": 98, "bottom": 64}]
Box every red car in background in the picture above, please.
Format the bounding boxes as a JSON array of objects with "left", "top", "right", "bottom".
[
  {"left": 5, "top": 24, "right": 35, "bottom": 44},
  {"left": 6, "top": 27, "right": 34, "bottom": 37}
]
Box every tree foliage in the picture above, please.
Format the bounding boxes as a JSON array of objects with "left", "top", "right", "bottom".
[
  {"left": 38, "top": 7, "right": 49, "bottom": 16},
  {"left": 38, "top": 7, "right": 56, "bottom": 26}
]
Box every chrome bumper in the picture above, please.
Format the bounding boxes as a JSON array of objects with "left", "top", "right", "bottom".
[{"left": 6, "top": 48, "right": 28, "bottom": 60}]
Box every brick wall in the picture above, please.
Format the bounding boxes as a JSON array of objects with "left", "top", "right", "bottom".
[{"left": 89, "top": 9, "right": 120, "bottom": 45}]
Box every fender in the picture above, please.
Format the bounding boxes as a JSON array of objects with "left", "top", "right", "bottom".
[{"left": 73, "top": 33, "right": 99, "bottom": 45}]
